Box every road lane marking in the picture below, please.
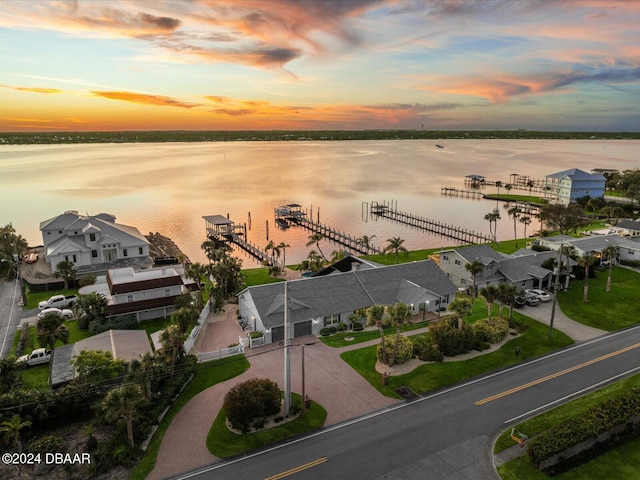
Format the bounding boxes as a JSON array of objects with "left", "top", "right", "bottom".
[
  {"left": 475, "top": 342, "right": 640, "bottom": 406},
  {"left": 264, "top": 457, "right": 328, "bottom": 479}
]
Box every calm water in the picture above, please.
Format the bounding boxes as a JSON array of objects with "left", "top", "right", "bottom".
[{"left": 2, "top": 139, "right": 638, "bottom": 265}]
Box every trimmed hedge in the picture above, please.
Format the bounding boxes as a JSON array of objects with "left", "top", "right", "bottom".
[
  {"left": 377, "top": 334, "right": 413, "bottom": 365},
  {"left": 528, "top": 388, "right": 640, "bottom": 470},
  {"left": 320, "top": 327, "right": 338, "bottom": 336},
  {"left": 473, "top": 317, "right": 509, "bottom": 344}
]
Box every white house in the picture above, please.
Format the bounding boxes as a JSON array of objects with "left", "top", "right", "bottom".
[
  {"left": 238, "top": 260, "right": 458, "bottom": 345},
  {"left": 40, "top": 211, "right": 152, "bottom": 274},
  {"left": 538, "top": 234, "right": 640, "bottom": 264},
  {"left": 544, "top": 168, "right": 606, "bottom": 205}
]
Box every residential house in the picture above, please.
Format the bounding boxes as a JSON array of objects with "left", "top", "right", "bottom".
[
  {"left": 40, "top": 210, "right": 152, "bottom": 274},
  {"left": 438, "top": 244, "right": 557, "bottom": 292},
  {"left": 51, "top": 329, "right": 152, "bottom": 388},
  {"left": 614, "top": 219, "right": 640, "bottom": 238},
  {"left": 238, "top": 260, "right": 457, "bottom": 345},
  {"left": 539, "top": 234, "right": 640, "bottom": 264},
  {"left": 544, "top": 168, "right": 606, "bottom": 205},
  {"left": 80, "top": 265, "right": 197, "bottom": 322}
]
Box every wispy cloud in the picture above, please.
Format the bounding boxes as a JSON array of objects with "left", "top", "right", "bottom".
[
  {"left": 1, "top": 84, "right": 64, "bottom": 94},
  {"left": 92, "top": 91, "right": 201, "bottom": 108}
]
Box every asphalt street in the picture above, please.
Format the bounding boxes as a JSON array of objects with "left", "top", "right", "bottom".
[
  {"left": 0, "top": 279, "right": 21, "bottom": 359},
  {"left": 171, "top": 324, "right": 640, "bottom": 480}
]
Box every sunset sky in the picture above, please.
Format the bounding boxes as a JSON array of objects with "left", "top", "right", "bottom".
[{"left": 1, "top": 0, "right": 639, "bottom": 132}]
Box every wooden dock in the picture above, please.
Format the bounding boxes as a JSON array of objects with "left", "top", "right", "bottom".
[
  {"left": 441, "top": 187, "right": 485, "bottom": 198},
  {"left": 203, "top": 215, "right": 279, "bottom": 266},
  {"left": 275, "top": 205, "right": 382, "bottom": 255},
  {"left": 370, "top": 201, "right": 493, "bottom": 244}
]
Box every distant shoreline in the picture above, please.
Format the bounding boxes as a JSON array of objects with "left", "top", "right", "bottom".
[{"left": 1, "top": 130, "right": 639, "bottom": 145}]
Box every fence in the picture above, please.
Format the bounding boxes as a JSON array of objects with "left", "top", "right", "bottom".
[
  {"left": 196, "top": 336, "right": 246, "bottom": 362},
  {"left": 183, "top": 300, "right": 211, "bottom": 354}
]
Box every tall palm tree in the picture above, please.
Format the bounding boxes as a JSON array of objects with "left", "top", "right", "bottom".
[
  {"left": 601, "top": 245, "right": 619, "bottom": 293},
  {"left": 520, "top": 215, "right": 532, "bottom": 239},
  {"left": 383, "top": 237, "right": 408, "bottom": 264},
  {"left": 367, "top": 304, "right": 388, "bottom": 365},
  {"left": 101, "top": 384, "right": 146, "bottom": 448},
  {"left": 160, "top": 324, "right": 184, "bottom": 377},
  {"left": 55, "top": 259, "right": 76, "bottom": 289},
  {"left": 526, "top": 179, "right": 535, "bottom": 195},
  {"left": 484, "top": 208, "right": 501, "bottom": 242},
  {"left": 577, "top": 254, "right": 596, "bottom": 302},
  {"left": 277, "top": 241, "right": 290, "bottom": 267},
  {"left": 561, "top": 244, "right": 576, "bottom": 291},
  {"left": 306, "top": 233, "right": 327, "bottom": 260},
  {"left": 497, "top": 283, "right": 517, "bottom": 319},
  {"left": 465, "top": 259, "right": 484, "bottom": 303},
  {"left": 37, "top": 314, "right": 70, "bottom": 351},
  {"left": 479, "top": 285, "right": 499, "bottom": 320},
  {"left": 507, "top": 205, "right": 521, "bottom": 247},
  {"left": 448, "top": 298, "right": 472, "bottom": 330},
  {"left": 0, "top": 414, "right": 31, "bottom": 453}
]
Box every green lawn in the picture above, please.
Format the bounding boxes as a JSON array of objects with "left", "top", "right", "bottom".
[
  {"left": 341, "top": 312, "right": 573, "bottom": 398},
  {"left": 557, "top": 266, "right": 640, "bottom": 331},
  {"left": 23, "top": 288, "right": 78, "bottom": 310},
  {"left": 242, "top": 267, "right": 286, "bottom": 286},
  {"left": 130, "top": 355, "right": 250, "bottom": 480},
  {"left": 206, "top": 394, "right": 327, "bottom": 458}
]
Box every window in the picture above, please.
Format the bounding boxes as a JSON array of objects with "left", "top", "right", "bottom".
[
  {"left": 123, "top": 249, "right": 128, "bottom": 257},
  {"left": 89, "top": 233, "right": 96, "bottom": 242},
  {"left": 324, "top": 314, "right": 340, "bottom": 326},
  {"left": 139, "top": 247, "right": 143, "bottom": 255},
  {"left": 164, "top": 288, "right": 171, "bottom": 297},
  {"left": 127, "top": 295, "right": 133, "bottom": 303},
  {"left": 92, "top": 250, "right": 98, "bottom": 258},
  {"left": 442, "top": 255, "right": 449, "bottom": 262},
  {"left": 454, "top": 259, "right": 461, "bottom": 266}
]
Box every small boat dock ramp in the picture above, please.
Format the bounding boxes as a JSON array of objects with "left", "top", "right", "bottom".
[
  {"left": 274, "top": 204, "right": 382, "bottom": 255},
  {"left": 370, "top": 201, "right": 493, "bottom": 244},
  {"left": 203, "top": 215, "right": 278, "bottom": 266}
]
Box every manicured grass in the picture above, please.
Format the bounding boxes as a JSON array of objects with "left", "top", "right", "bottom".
[
  {"left": 20, "top": 364, "right": 50, "bottom": 390},
  {"left": 340, "top": 313, "right": 573, "bottom": 398},
  {"left": 319, "top": 320, "right": 431, "bottom": 348},
  {"left": 498, "top": 425, "right": 640, "bottom": 480},
  {"left": 242, "top": 267, "right": 285, "bottom": 286},
  {"left": 495, "top": 373, "right": 640, "bottom": 453},
  {"left": 557, "top": 266, "right": 640, "bottom": 331},
  {"left": 206, "top": 394, "right": 327, "bottom": 458},
  {"left": 24, "top": 288, "right": 78, "bottom": 310},
  {"left": 487, "top": 194, "right": 547, "bottom": 205},
  {"left": 362, "top": 248, "right": 441, "bottom": 266},
  {"left": 130, "top": 355, "right": 250, "bottom": 480}
]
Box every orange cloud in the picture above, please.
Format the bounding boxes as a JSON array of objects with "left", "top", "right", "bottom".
[
  {"left": 92, "top": 91, "right": 201, "bottom": 108},
  {"left": 1, "top": 84, "right": 64, "bottom": 94}
]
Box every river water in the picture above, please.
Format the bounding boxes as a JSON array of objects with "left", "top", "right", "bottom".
[{"left": 2, "top": 139, "right": 638, "bottom": 265}]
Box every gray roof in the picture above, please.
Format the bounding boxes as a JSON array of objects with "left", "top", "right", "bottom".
[
  {"left": 497, "top": 252, "right": 555, "bottom": 283},
  {"left": 560, "top": 234, "right": 640, "bottom": 252},
  {"left": 616, "top": 220, "right": 640, "bottom": 231},
  {"left": 546, "top": 168, "right": 606, "bottom": 181},
  {"left": 444, "top": 245, "right": 507, "bottom": 265},
  {"left": 243, "top": 260, "right": 457, "bottom": 328}
]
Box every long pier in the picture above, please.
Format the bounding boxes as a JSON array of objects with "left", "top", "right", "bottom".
[
  {"left": 203, "top": 215, "right": 279, "bottom": 266},
  {"left": 441, "top": 187, "right": 485, "bottom": 198},
  {"left": 370, "top": 201, "right": 493, "bottom": 244},
  {"left": 274, "top": 206, "right": 382, "bottom": 255}
]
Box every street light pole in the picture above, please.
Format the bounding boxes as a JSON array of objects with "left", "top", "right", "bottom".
[
  {"left": 283, "top": 280, "right": 291, "bottom": 416},
  {"left": 549, "top": 243, "right": 563, "bottom": 339}
]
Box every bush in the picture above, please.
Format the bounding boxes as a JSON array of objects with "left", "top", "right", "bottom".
[
  {"left": 473, "top": 317, "right": 509, "bottom": 344},
  {"left": 78, "top": 274, "right": 97, "bottom": 287},
  {"left": 223, "top": 378, "right": 281, "bottom": 434},
  {"left": 77, "top": 315, "right": 89, "bottom": 330},
  {"left": 412, "top": 335, "right": 443, "bottom": 362},
  {"left": 377, "top": 334, "right": 413, "bottom": 365},
  {"left": 429, "top": 320, "right": 476, "bottom": 357},
  {"left": 352, "top": 322, "right": 364, "bottom": 331},
  {"left": 320, "top": 327, "right": 337, "bottom": 336},
  {"left": 337, "top": 322, "right": 347, "bottom": 332},
  {"left": 249, "top": 330, "right": 264, "bottom": 339}
]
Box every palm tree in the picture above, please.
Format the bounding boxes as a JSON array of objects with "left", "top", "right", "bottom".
[
  {"left": 601, "top": 245, "right": 619, "bottom": 293},
  {"left": 330, "top": 249, "right": 346, "bottom": 263},
  {"left": 504, "top": 183, "right": 513, "bottom": 195},
  {"left": 302, "top": 251, "right": 325, "bottom": 272},
  {"left": 479, "top": 285, "right": 499, "bottom": 320},
  {"left": 520, "top": 215, "right": 532, "bottom": 239},
  {"left": 495, "top": 180, "right": 502, "bottom": 206},
  {"left": 383, "top": 237, "right": 408, "bottom": 264},
  {"left": 277, "top": 242, "right": 290, "bottom": 267},
  {"left": 577, "top": 254, "right": 596, "bottom": 302},
  {"left": 526, "top": 179, "right": 535, "bottom": 195},
  {"left": 128, "top": 352, "right": 158, "bottom": 400},
  {"left": 367, "top": 305, "right": 388, "bottom": 365},
  {"left": 561, "top": 244, "right": 576, "bottom": 291},
  {"left": 448, "top": 298, "right": 472, "bottom": 330},
  {"left": 356, "top": 235, "right": 376, "bottom": 251},
  {"left": 101, "top": 384, "right": 146, "bottom": 448},
  {"left": 55, "top": 259, "right": 76, "bottom": 289},
  {"left": 507, "top": 205, "right": 521, "bottom": 247},
  {"left": 160, "top": 324, "right": 184, "bottom": 377},
  {"left": 484, "top": 208, "right": 501, "bottom": 242},
  {"left": 497, "top": 283, "right": 517, "bottom": 319},
  {"left": 388, "top": 302, "right": 412, "bottom": 367},
  {"left": 465, "top": 259, "right": 484, "bottom": 303},
  {"left": 0, "top": 414, "right": 31, "bottom": 453},
  {"left": 37, "top": 313, "right": 70, "bottom": 388},
  {"left": 306, "top": 233, "right": 327, "bottom": 260},
  {"left": 73, "top": 292, "right": 108, "bottom": 324}
]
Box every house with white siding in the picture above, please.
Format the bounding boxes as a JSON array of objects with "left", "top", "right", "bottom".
[{"left": 544, "top": 168, "right": 606, "bottom": 205}]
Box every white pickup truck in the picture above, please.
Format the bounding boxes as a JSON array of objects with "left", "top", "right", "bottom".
[
  {"left": 16, "top": 348, "right": 52, "bottom": 367},
  {"left": 38, "top": 294, "right": 77, "bottom": 310}
]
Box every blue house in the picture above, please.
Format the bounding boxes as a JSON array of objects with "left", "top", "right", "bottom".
[{"left": 544, "top": 168, "right": 606, "bottom": 205}]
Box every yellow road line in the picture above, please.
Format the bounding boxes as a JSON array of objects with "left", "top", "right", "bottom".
[
  {"left": 475, "top": 342, "right": 640, "bottom": 406},
  {"left": 264, "top": 457, "right": 328, "bottom": 480}
]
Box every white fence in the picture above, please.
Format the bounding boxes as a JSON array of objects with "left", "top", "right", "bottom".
[
  {"left": 196, "top": 336, "right": 245, "bottom": 362},
  {"left": 183, "top": 300, "right": 211, "bottom": 354}
]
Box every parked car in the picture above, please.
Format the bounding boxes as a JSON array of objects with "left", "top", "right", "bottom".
[
  {"left": 513, "top": 296, "right": 527, "bottom": 308},
  {"left": 522, "top": 293, "right": 540, "bottom": 306},
  {"left": 38, "top": 294, "right": 77, "bottom": 310},
  {"left": 525, "top": 289, "right": 552, "bottom": 302},
  {"left": 16, "top": 348, "right": 51, "bottom": 367},
  {"left": 37, "top": 308, "right": 73, "bottom": 319}
]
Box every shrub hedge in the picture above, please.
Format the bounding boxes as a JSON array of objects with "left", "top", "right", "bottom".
[
  {"left": 473, "top": 317, "right": 509, "bottom": 344},
  {"left": 377, "top": 334, "right": 413, "bottom": 365}
]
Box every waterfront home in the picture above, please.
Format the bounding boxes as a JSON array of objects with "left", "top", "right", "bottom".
[
  {"left": 438, "top": 245, "right": 560, "bottom": 293},
  {"left": 539, "top": 234, "right": 640, "bottom": 264},
  {"left": 237, "top": 260, "right": 457, "bottom": 345},
  {"left": 544, "top": 168, "right": 606, "bottom": 205},
  {"left": 40, "top": 210, "right": 152, "bottom": 274},
  {"left": 80, "top": 265, "right": 197, "bottom": 322}
]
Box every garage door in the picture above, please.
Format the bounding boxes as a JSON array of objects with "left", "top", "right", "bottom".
[
  {"left": 294, "top": 320, "right": 312, "bottom": 337},
  {"left": 271, "top": 326, "right": 284, "bottom": 343}
]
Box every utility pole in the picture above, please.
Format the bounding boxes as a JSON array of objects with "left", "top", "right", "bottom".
[
  {"left": 549, "top": 243, "right": 563, "bottom": 339},
  {"left": 283, "top": 280, "right": 291, "bottom": 416},
  {"left": 301, "top": 344, "right": 306, "bottom": 418}
]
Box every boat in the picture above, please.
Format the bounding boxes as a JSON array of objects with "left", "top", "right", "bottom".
[{"left": 436, "top": 144, "right": 444, "bottom": 149}]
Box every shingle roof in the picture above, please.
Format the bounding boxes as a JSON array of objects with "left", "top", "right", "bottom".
[{"left": 546, "top": 168, "right": 605, "bottom": 181}]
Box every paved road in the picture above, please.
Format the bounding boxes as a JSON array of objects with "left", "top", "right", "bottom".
[
  {"left": 0, "top": 279, "right": 21, "bottom": 358},
  {"left": 169, "top": 324, "right": 640, "bottom": 480}
]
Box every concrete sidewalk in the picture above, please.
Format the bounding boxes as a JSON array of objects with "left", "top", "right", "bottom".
[{"left": 516, "top": 301, "right": 606, "bottom": 342}]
